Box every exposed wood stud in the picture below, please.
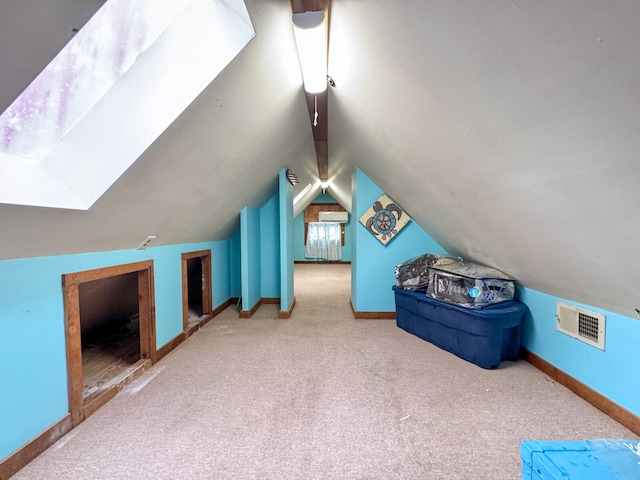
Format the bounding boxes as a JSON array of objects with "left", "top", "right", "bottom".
[
  {"left": 314, "top": 140, "right": 329, "bottom": 181},
  {"left": 291, "top": 0, "right": 327, "bottom": 14},
  {"left": 63, "top": 261, "right": 154, "bottom": 286},
  {"left": 202, "top": 255, "right": 212, "bottom": 315},
  {"left": 63, "top": 283, "right": 84, "bottom": 427},
  {"left": 138, "top": 267, "right": 155, "bottom": 363}
]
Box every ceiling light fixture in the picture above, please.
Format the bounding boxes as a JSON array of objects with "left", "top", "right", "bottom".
[{"left": 292, "top": 10, "right": 327, "bottom": 94}]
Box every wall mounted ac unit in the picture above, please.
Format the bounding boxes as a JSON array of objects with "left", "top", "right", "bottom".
[{"left": 319, "top": 211, "right": 348, "bottom": 223}]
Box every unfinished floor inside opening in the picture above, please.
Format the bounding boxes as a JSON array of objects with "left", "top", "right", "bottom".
[
  {"left": 182, "top": 250, "right": 213, "bottom": 334},
  {"left": 79, "top": 272, "right": 141, "bottom": 398},
  {"left": 62, "top": 260, "right": 156, "bottom": 427}
]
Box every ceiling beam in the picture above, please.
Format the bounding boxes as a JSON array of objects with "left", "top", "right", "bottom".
[
  {"left": 306, "top": 90, "right": 328, "bottom": 181},
  {"left": 314, "top": 140, "right": 328, "bottom": 180},
  {"left": 291, "top": 0, "right": 327, "bottom": 14},
  {"left": 290, "top": 0, "right": 330, "bottom": 182}
]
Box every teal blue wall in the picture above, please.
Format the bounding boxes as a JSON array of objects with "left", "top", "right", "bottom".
[
  {"left": 260, "top": 195, "right": 280, "bottom": 298},
  {"left": 211, "top": 242, "right": 232, "bottom": 309},
  {"left": 351, "top": 172, "right": 358, "bottom": 306},
  {"left": 279, "top": 169, "right": 294, "bottom": 312},
  {"left": 240, "top": 206, "right": 261, "bottom": 311},
  {"left": 519, "top": 287, "right": 640, "bottom": 416},
  {"left": 0, "top": 240, "right": 232, "bottom": 462},
  {"left": 229, "top": 230, "right": 241, "bottom": 298},
  {"left": 351, "top": 168, "right": 447, "bottom": 312},
  {"left": 293, "top": 192, "right": 352, "bottom": 262},
  {"left": 240, "top": 193, "right": 284, "bottom": 309},
  {"left": 314, "top": 192, "right": 337, "bottom": 203}
]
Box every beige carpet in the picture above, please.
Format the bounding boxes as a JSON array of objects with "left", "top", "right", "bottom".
[{"left": 14, "top": 263, "right": 636, "bottom": 479}]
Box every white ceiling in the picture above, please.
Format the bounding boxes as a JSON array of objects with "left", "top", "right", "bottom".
[{"left": 1, "top": 0, "right": 639, "bottom": 319}]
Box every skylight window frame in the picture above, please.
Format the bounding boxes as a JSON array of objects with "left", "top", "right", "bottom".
[{"left": 0, "top": 0, "right": 255, "bottom": 210}]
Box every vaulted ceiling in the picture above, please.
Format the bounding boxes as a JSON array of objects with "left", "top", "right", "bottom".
[{"left": 1, "top": 0, "right": 639, "bottom": 319}]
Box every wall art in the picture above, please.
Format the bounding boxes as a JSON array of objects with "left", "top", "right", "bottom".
[{"left": 359, "top": 194, "right": 411, "bottom": 245}]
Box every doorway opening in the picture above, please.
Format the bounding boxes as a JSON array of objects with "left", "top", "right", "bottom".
[
  {"left": 80, "top": 272, "right": 140, "bottom": 398},
  {"left": 63, "top": 261, "right": 156, "bottom": 427},
  {"left": 182, "top": 250, "right": 212, "bottom": 335}
]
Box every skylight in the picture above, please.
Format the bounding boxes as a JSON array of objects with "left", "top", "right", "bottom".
[
  {"left": 0, "top": 0, "right": 255, "bottom": 209},
  {"left": 0, "top": 0, "right": 188, "bottom": 160}
]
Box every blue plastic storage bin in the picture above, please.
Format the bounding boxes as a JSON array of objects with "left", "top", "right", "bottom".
[
  {"left": 521, "top": 440, "right": 640, "bottom": 479},
  {"left": 392, "top": 285, "right": 528, "bottom": 369}
]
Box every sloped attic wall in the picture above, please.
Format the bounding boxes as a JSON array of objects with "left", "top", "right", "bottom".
[
  {"left": 0, "top": 0, "right": 107, "bottom": 113},
  {"left": 0, "top": 0, "right": 319, "bottom": 261},
  {"left": 329, "top": 0, "right": 640, "bottom": 425},
  {"left": 2, "top": 1, "right": 639, "bottom": 322},
  {"left": 0, "top": 0, "right": 256, "bottom": 211},
  {"left": 327, "top": 0, "right": 640, "bottom": 321}
]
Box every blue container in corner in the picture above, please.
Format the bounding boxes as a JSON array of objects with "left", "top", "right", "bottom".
[
  {"left": 520, "top": 440, "right": 640, "bottom": 479},
  {"left": 392, "top": 285, "right": 528, "bottom": 369}
]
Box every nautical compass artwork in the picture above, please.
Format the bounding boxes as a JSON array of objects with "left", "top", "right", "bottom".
[{"left": 359, "top": 194, "right": 411, "bottom": 245}]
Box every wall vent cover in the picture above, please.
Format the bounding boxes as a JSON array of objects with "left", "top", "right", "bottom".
[{"left": 556, "top": 302, "right": 605, "bottom": 350}]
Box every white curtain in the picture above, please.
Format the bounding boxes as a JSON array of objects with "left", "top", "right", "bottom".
[{"left": 305, "top": 222, "right": 342, "bottom": 261}]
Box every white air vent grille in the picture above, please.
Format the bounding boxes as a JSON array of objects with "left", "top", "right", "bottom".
[{"left": 556, "top": 302, "right": 605, "bottom": 350}]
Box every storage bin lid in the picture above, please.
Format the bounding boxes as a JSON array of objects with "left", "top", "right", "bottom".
[
  {"left": 392, "top": 285, "right": 527, "bottom": 318},
  {"left": 430, "top": 260, "right": 515, "bottom": 281}
]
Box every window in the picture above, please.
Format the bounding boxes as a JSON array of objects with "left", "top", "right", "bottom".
[
  {"left": 0, "top": 0, "right": 187, "bottom": 161},
  {"left": 0, "top": 0, "right": 254, "bottom": 209},
  {"left": 305, "top": 222, "right": 342, "bottom": 261}
]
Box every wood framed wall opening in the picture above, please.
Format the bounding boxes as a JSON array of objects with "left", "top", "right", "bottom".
[
  {"left": 63, "top": 261, "right": 156, "bottom": 427},
  {"left": 303, "top": 203, "right": 346, "bottom": 248},
  {"left": 79, "top": 272, "right": 140, "bottom": 398},
  {"left": 182, "top": 250, "right": 212, "bottom": 335}
]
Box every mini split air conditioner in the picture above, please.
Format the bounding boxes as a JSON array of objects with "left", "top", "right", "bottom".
[{"left": 318, "top": 211, "right": 348, "bottom": 223}]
